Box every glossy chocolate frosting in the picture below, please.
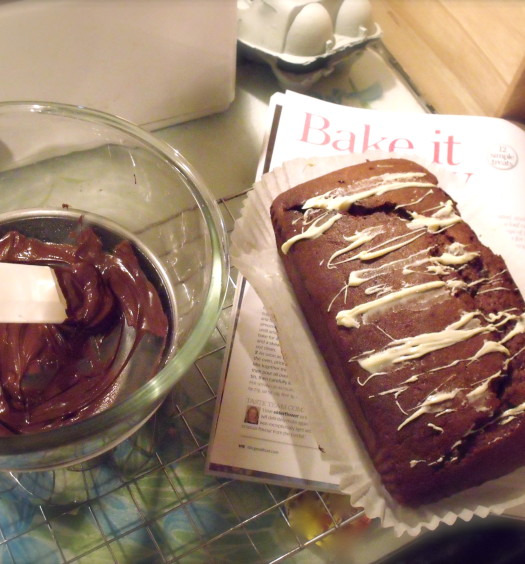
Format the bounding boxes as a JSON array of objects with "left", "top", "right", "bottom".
[{"left": 0, "top": 228, "right": 169, "bottom": 435}]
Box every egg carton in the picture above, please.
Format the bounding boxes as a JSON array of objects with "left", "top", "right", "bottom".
[{"left": 238, "top": 0, "right": 381, "bottom": 88}]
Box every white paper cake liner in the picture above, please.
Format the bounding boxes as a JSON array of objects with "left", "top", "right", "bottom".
[{"left": 230, "top": 152, "right": 525, "bottom": 536}]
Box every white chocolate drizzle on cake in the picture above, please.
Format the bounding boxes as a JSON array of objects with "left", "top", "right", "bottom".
[
  {"left": 336, "top": 281, "right": 446, "bottom": 329},
  {"left": 327, "top": 226, "right": 383, "bottom": 267},
  {"left": 276, "top": 163, "right": 525, "bottom": 477},
  {"left": 467, "top": 371, "right": 502, "bottom": 404},
  {"left": 499, "top": 401, "right": 525, "bottom": 424},
  {"left": 344, "top": 231, "right": 425, "bottom": 262},
  {"left": 427, "top": 423, "right": 444, "bottom": 433},
  {"left": 434, "top": 242, "right": 479, "bottom": 265},
  {"left": 281, "top": 212, "right": 342, "bottom": 254},
  {"left": 357, "top": 310, "right": 522, "bottom": 374},
  {"left": 406, "top": 200, "right": 461, "bottom": 232},
  {"left": 302, "top": 172, "right": 435, "bottom": 212},
  {"left": 398, "top": 389, "right": 460, "bottom": 430},
  {"left": 283, "top": 199, "right": 465, "bottom": 257}
]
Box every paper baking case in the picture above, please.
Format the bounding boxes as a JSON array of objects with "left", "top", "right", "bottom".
[{"left": 230, "top": 152, "right": 525, "bottom": 536}]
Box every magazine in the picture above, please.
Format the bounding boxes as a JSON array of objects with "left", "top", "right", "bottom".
[
  {"left": 206, "top": 274, "right": 340, "bottom": 490},
  {"left": 206, "top": 91, "right": 525, "bottom": 507}
]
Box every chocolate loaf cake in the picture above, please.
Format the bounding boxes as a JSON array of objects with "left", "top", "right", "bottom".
[{"left": 270, "top": 158, "right": 525, "bottom": 507}]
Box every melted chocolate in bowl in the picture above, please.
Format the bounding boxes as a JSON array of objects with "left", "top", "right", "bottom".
[{"left": 0, "top": 209, "right": 176, "bottom": 436}]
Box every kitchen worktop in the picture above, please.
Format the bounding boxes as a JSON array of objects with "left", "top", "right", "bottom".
[{"left": 2, "top": 43, "right": 525, "bottom": 564}]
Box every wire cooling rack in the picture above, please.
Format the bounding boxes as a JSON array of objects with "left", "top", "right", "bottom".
[{"left": 0, "top": 191, "right": 389, "bottom": 564}]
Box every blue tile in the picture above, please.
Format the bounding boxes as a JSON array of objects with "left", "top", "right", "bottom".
[
  {"left": 91, "top": 488, "right": 144, "bottom": 537},
  {"left": 185, "top": 489, "right": 240, "bottom": 539},
  {"left": 4, "top": 524, "right": 61, "bottom": 564},
  {"left": 0, "top": 542, "right": 14, "bottom": 564},
  {"left": 48, "top": 504, "right": 105, "bottom": 560},
  {"left": 128, "top": 469, "right": 181, "bottom": 520},
  {"left": 108, "top": 528, "right": 162, "bottom": 564},
  {"left": 0, "top": 488, "right": 44, "bottom": 540},
  {"left": 168, "top": 453, "right": 220, "bottom": 502},
  {"left": 150, "top": 507, "right": 202, "bottom": 561}
]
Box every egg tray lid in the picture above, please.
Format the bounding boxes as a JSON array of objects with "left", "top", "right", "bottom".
[{"left": 237, "top": 0, "right": 381, "bottom": 74}]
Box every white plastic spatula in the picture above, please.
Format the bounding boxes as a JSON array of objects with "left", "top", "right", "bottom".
[{"left": 0, "top": 263, "right": 67, "bottom": 323}]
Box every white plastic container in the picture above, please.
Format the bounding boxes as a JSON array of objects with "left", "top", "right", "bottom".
[
  {"left": 237, "top": 0, "right": 380, "bottom": 89},
  {"left": 0, "top": 0, "right": 237, "bottom": 128}
]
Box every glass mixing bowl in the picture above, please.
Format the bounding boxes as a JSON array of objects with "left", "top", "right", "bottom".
[{"left": 0, "top": 101, "right": 229, "bottom": 471}]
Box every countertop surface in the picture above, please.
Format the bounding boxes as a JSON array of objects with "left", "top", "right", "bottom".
[{"left": 2, "top": 44, "right": 525, "bottom": 564}]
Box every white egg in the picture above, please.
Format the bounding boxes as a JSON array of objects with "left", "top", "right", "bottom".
[
  {"left": 334, "top": 0, "right": 374, "bottom": 39},
  {"left": 284, "top": 3, "right": 334, "bottom": 56}
]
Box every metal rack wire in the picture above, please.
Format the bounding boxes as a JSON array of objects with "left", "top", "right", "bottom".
[{"left": 0, "top": 190, "right": 379, "bottom": 564}]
